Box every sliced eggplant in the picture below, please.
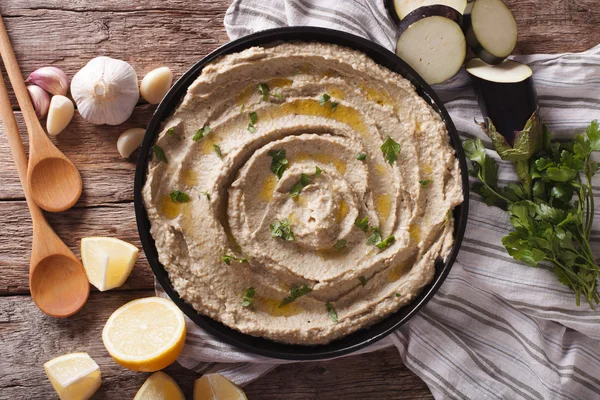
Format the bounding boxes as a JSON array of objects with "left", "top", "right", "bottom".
[
  {"left": 385, "top": 0, "right": 468, "bottom": 24},
  {"left": 464, "top": 0, "right": 518, "bottom": 65},
  {"left": 466, "top": 58, "right": 537, "bottom": 145},
  {"left": 395, "top": 6, "right": 466, "bottom": 85}
]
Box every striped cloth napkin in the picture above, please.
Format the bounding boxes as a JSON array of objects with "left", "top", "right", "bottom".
[{"left": 155, "top": 0, "right": 600, "bottom": 397}]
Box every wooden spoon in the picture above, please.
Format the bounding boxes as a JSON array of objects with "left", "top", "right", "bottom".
[
  {"left": 0, "top": 16, "right": 82, "bottom": 212},
  {"left": 0, "top": 67, "right": 89, "bottom": 317}
]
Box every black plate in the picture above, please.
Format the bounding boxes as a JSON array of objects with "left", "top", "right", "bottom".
[{"left": 134, "top": 27, "right": 469, "bottom": 360}]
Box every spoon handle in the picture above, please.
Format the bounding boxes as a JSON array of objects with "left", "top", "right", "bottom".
[
  {"left": 0, "top": 15, "right": 42, "bottom": 134},
  {"left": 0, "top": 65, "right": 44, "bottom": 223}
]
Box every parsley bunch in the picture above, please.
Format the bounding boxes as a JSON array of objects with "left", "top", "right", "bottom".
[{"left": 465, "top": 118, "right": 600, "bottom": 308}]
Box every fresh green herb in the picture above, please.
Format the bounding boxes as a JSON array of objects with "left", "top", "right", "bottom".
[
  {"left": 257, "top": 83, "right": 270, "bottom": 101},
  {"left": 170, "top": 190, "right": 191, "bottom": 203},
  {"left": 320, "top": 93, "right": 331, "bottom": 106},
  {"left": 248, "top": 112, "right": 258, "bottom": 133},
  {"left": 221, "top": 254, "right": 248, "bottom": 265},
  {"left": 358, "top": 276, "right": 367, "bottom": 287},
  {"left": 268, "top": 149, "right": 288, "bottom": 179},
  {"left": 355, "top": 217, "right": 369, "bottom": 233},
  {"left": 331, "top": 102, "right": 339, "bottom": 111},
  {"left": 333, "top": 239, "right": 347, "bottom": 251},
  {"left": 242, "top": 287, "right": 255, "bottom": 308},
  {"left": 419, "top": 179, "right": 432, "bottom": 188},
  {"left": 270, "top": 219, "right": 295, "bottom": 241},
  {"left": 357, "top": 153, "right": 367, "bottom": 161},
  {"left": 201, "top": 191, "right": 211, "bottom": 200},
  {"left": 213, "top": 144, "right": 223, "bottom": 159},
  {"left": 326, "top": 302, "right": 338, "bottom": 323},
  {"left": 465, "top": 116, "right": 600, "bottom": 308},
  {"left": 193, "top": 125, "right": 210, "bottom": 141},
  {"left": 376, "top": 235, "right": 395, "bottom": 249},
  {"left": 381, "top": 136, "right": 401, "bottom": 165},
  {"left": 279, "top": 284, "right": 313, "bottom": 307},
  {"left": 396, "top": 293, "right": 402, "bottom": 298},
  {"left": 152, "top": 145, "right": 168, "bottom": 163},
  {"left": 315, "top": 166, "right": 323, "bottom": 176},
  {"left": 247, "top": 125, "right": 256, "bottom": 133},
  {"left": 366, "top": 227, "right": 382, "bottom": 246},
  {"left": 167, "top": 127, "right": 181, "bottom": 141},
  {"left": 290, "top": 173, "right": 310, "bottom": 198}
]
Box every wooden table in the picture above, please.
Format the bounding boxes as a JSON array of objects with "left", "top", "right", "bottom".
[{"left": 0, "top": 1, "right": 598, "bottom": 398}]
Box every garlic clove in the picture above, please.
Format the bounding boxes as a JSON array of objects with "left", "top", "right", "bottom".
[
  {"left": 117, "top": 128, "right": 146, "bottom": 158},
  {"left": 140, "top": 67, "right": 173, "bottom": 105},
  {"left": 27, "top": 85, "right": 51, "bottom": 119},
  {"left": 25, "top": 67, "right": 70, "bottom": 97},
  {"left": 70, "top": 56, "right": 139, "bottom": 126},
  {"left": 46, "top": 95, "right": 75, "bottom": 136}
]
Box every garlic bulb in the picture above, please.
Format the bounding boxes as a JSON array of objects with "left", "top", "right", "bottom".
[
  {"left": 140, "top": 67, "right": 173, "bottom": 105},
  {"left": 117, "top": 128, "right": 146, "bottom": 158},
  {"left": 70, "top": 56, "right": 139, "bottom": 126},
  {"left": 46, "top": 95, "right": 74, "bottom": 136},
  {"left": 25, "top": 67, "right": 69, "bottom": 96},
  {"left": 27, "top": 85, "right": 50, "bottom": 119}
]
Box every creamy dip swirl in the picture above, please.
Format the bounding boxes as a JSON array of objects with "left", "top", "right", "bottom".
[{"left": 143, "top": 42, "right": 463, "bottom": 345}]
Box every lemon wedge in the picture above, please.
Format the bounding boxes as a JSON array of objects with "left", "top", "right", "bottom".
[
  {"left": 81, "top": 237, "right": 138, "bottom": 291},
  {"left": 134, "top": 371, "right": 185, "bottom": 400},
  {"left": 43, "top": 352, "right": 101, "bottom": 400},
  {"left": 102, "top": 297, "right": 186, "bottom": 372},
  {"left": 194, "top": 373, "right": 247, "bottom": 400}
]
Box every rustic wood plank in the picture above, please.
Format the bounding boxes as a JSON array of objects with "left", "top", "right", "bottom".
[
  {"left": 0, "top": 291, "right": 431, "bottom": 399},
  {"left": 0, "top": 201, "right": 154, "bottom": 294}
]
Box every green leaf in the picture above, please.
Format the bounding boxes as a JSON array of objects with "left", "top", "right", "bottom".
[
  {"left": 358, "top": 276, "right": 367, "bottom": 287},
  {"left": 249, "top": 111, "right": 258, "bottom": 125},
  {"left": 356, "top": 153, "right": 367, "bottom": 161},
  {"left": 221, "top": 254, "right": 248, "bottom": 265},
  {"left": 257, "top": 83, "right": 270, "bottom": 101},
  {"left": 193, "top": 125, "right": 210, "bottom": 141},
  {"left": 280, "top": 284, "right": 312, "bottom": 307},
  {"left": 419, "top": 179, "right": 432, "bottom": 188},
  {"left": 247, "top": 124, "right": 257, "bottom": 133},
  {"left": 268, "top": 149, "right": 288, "bottom": 179},
  {"left": 355, "top": 217, "right": 369, "bottom": 233},
  {"left": 326, "top": 302, "right": 338, "bottom": 323},
  {"left": 170, "top": 190, "right": 191, "bottom": 203},
  {"left": 167, "top": 127, "right": 181, "bottom": 141},
  {"left": 586, "top": 120, "right": 600, "bottom": 151},
  {"left": 270, "top": 219, "right": 295, "bottom": 241},
  {"left": 472, "top": 182, "right": 503, "bottom": 206},
  {"left": 242, "top": 287, "right": 255, "bottom": 308},
  {"left": 366, "top": 227, "right": 382, "bottom": 246},
  {"left": 290, "top": 173, "right": 310, "bottom": 198},
  {"left": 545, "top": 166, "right": 577, "bottom": 182},
  {"left": 396, "top": 293, "right": 402, "bottom": 297},
  {"left": 381, "top": 136, "right": 401, "bottom": 165},
  {"left": 333, "top": 239, "right": 347, "bottom": 251},
  {"left": 314, "top": 166, "right": 323, "bottom": 176},
  {"left": 463, "top": 138, "right": 487, "bottom": 167},
  {"left": 331, "top": 102, "right": 339, "bottom": 111},
  {"left": 213, "top": 144, "right": 223, "bottom": 159},
  {"left": 200, "top": 191, "right": 211, "bottom": 200},
  {"left": 320, "top": 93, "right": 331, "bottom": 106},
  {"left": 152, "top": 145, "right": 168, "bottom": 163},
  {"left": 376, "top": 235, "right": 395, "bottom": 249}
]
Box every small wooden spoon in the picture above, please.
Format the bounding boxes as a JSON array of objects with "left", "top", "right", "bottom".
[
  {"left": 0, "top": 16, "right": 82, "bottom": 212},
  {"left": 0, "top": 68, "right": 89, "bottom": 317}
]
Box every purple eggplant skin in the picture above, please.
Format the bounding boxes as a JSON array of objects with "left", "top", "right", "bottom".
[
  {"left": 469, "top": 71, "right": 538, "bottom": 146},
  {"left": 398, "top": 5, "right": 464, "bottom": 36},
  {"left": 384, "top": 0, "right": 402, "bottom": 25},
  {"left": 463, "top": 2, "right": 513, "bottom": 65}
]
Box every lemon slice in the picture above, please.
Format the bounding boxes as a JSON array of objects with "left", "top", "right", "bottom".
[
  {"left": 194, "top": 374, "right": 247, "bottom": 400},
  {"left": 81, "top": 237, "right": 139, "bottom": 291},
  {"left": 102, "top": 297, "right": 186, "bottom": 372},
  {"left": 43, "top": 352, "right": 101, "bottom": 400},
  {"left": 134, "top": 371, "right": 185, "bottom": 400}
]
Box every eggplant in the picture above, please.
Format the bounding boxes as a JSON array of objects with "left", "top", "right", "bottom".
[
  {"left": 384, "top": 0, "right": 468, "bottom": 24},
  {"left": 466, "top": 58, "right": 538, "bottom": 145},
  {"left": 395, "top": 5, "right": 466, "bottom": 85},
  {"left": 463, "top": 0, "right": 518, "bottom": 65}
]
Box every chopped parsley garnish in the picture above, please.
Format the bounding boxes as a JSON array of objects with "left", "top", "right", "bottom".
[
  {"left": 319, "top": 93, "right": 338, "bottom": 111},
  {"left": 315, "top": 166, "right": 323, "bottom": 176},
  {"left": 152, "top": 145, "right": 167, "bottom": 163},
  {"left": 268, "top": 149, "right": 288, "bottom": 179},
  {"left": 242, "top": 287, "right": 255, "bottom": 308},
  {"left": 396, "top": 293, "right": 402, "bottom": 297},
  {"left": 248, "top": 112, "right": 258, "bottom": 133},
  {"left": 357, "top": 153, "right": 367, "bottom": 161},
  {"left": 170, "top": 190, "right": 191, "bottom": 203},
  {"left": 333, "top": 239, "right": 347, "bottom": 251},
  {"left": 213, "top": 144, "right": 223, "bottom": 159},
  {"left": 331, "top": 101, "right": 339, "bottom": 111},
  {"left": 193, "top": 125, "right": 210, "bottom": 141},
  {"left": 381, "top": 136, "right": 401, "bottom": 165},
  {"left": 279, "top": 284, "right": 312, "bottom": 307},
  {"left": 419, "top": 179, "right": 432, "bottom": 188},
  {"left": 200, "top": 191, "right": 211, "bottom": 200},
  {"left": 221, "top": 254, "right": 248, "bottom": 265},
  {"left": 366, "top": 227, "right": 382, "bottom": 246},
  {"left": 257, "top": 83, "right": 270, "bottom": 101},
  {"left": 167, "top": 127, "right": 181, "bottom": 141},
  {"left": 358, "top": 276, "right": 367, "bottom": 287},
  {"left": 290, "top": 174, "right": 309, "bottom": 198},
  {"left": 376, "top": 235, "right": 395, "bottom": 249},
  {"left": 355, "top": 217, "right": 369, "bottom": 233},
  {"left": 270, "top": 219, "right": 294, "bottom": 241},
  {"left": 326, "top": 302, "right": 338, "bottom": 323}
]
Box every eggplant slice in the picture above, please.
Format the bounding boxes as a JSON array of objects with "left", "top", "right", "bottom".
[
  {"left": 466, "top": 58, "right": 538, "bottom": 145},
  {"left": 395, "top": 5, "right": 466, "bottom": 85},
  {"left": 385, "top": 0, "right": 468, "bottom": 23},
  {"left": 464, "top": 0, "right": 518, "bottom": 65}
]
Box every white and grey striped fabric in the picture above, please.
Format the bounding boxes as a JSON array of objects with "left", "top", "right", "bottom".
[{"left": 156, "top": 1, "right": 600, "bottom": 397}]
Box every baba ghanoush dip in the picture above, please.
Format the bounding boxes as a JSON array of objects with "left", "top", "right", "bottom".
[{"left": 143, "top": 42, "right": 463, "bottom": 345}]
